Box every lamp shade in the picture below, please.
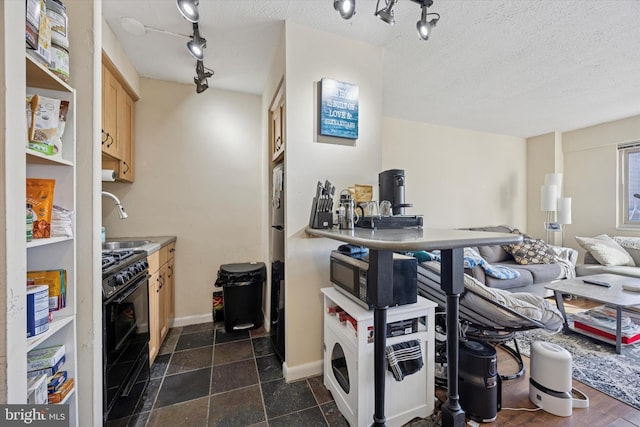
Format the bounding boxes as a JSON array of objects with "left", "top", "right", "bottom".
[
  {"left": 545, "top": 173, "right": 563, "bottom": 194},
  {"left": 541, "top": 185, "right": 558, "bottom": 211},
  {"left": 557, "top": 197, "right": 572, "bottom": 224}
]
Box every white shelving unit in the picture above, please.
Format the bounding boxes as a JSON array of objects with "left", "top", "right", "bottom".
[
  {"left": 321, "top": 287, "right": 436, "bottom": 427},
  {"left": 17, "top": 52, "right": 78, "bottom": 423}
]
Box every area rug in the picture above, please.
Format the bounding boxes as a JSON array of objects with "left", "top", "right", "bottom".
[{"left": 518, "top": 326, "right": 640, "bottom": 410}]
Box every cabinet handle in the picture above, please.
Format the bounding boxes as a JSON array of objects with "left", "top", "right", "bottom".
[
  {"left": 170, "top": 248, "right": 175, "bottom": 253},
  {"left": 123, "top": 161, "right": 130, "bottom": 174},
  {"left": 106, "top": 134, "right": 115, "bottom": 148},
  {"left": 168, "top": 265, "right": 173, "bottom": 278},
  {"left": 102, "top": 130, "right": 108, "bottom": 144}
]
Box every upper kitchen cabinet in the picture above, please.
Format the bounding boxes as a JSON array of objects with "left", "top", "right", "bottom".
[
  {"left": 101, "top": 63, "right": 120, "bottom": 159},
  {"left": 101, "top": 53, "right": 138, "bottom": 183}
]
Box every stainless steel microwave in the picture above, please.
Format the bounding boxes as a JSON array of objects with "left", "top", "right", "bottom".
[{"left": 329, "top": 250, "right": 417, "bottom": 310}]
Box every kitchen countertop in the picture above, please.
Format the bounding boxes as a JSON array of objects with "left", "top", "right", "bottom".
[{"left": 104, "top": 235, "right": 176, "bottom": 255}]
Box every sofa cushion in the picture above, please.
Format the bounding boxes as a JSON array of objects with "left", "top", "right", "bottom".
[
  {"left": 468, "top": 225, "right": 517, "bottom": 263},
  {"left": 575, "top": 234, "right": 635, "bottom": 266},
  {"left": 612, "top": 237, "right": 640, "bottom": 266},
  {"left": 576, "top": 263, "right": 640, "bottom": 279},
  {"left": 503, "top": 238, "right": 558, "bottom": 265}
]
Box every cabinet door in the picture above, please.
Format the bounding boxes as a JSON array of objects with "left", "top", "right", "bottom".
[
  {"left": 166, "top": 257, "right": 175, "bottom": 326},
  {"left": 159, "top": 264, "right": 169, "bottom": 342},
  {"left": 102, "top": 66, "right": 121, "bottom": 159},
  {"left": 117, "top": 89, "right": 135, "bottom": 182},
  {"left": 148, "top": 271, "right": 160, "bottom": 365}
]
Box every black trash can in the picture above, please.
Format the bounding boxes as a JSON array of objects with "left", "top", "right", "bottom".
[{"left": 215, "top": 262, "right": 265, "bottom": 333}]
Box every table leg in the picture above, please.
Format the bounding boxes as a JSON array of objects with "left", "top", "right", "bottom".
[
  {"left": 616, "top": 306, "right": 622, "bottom": 354},
  {"left": 367, "top": 249, "right": 394, "bottom": 426},
  {"left": 440, "top": 248, "right": 466, "bottom": 427},
  {"left": 553, "top": 291, "right": 570, "bottom": 331}
]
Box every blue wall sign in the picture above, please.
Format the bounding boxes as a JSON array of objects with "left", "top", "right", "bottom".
[{"left": 319, "top": 78, "right": 359, "bottom": 139}]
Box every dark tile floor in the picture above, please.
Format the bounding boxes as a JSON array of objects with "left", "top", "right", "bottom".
[{"left": 108, "top": 322, "right": 350, "bottom": 427}]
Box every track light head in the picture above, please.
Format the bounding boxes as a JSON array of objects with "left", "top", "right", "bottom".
[
  {"left": 187, "top": 23, "right": 206, "bottom": 60},
  {"left": 333, "top": 0, "right": 356, "bottom": 20},
  {"left": 416, "top": 4, "right": 439, "bottom": 40},
  {"left": 177, "top": 0, "right": 200, "bottom": 23},
  {"left": 376, "top": 0, "right": 398, "bottom": 24},
  {"left": 194, "top": 60, "right": 214, "bottom": 93}
]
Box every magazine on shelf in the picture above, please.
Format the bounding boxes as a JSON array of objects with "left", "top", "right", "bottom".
[{"left": 572, "top": 305, "right": 640, "bottom": 342}]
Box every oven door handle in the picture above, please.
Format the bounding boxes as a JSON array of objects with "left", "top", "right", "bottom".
[
  {"left": 121, "top": 353, "right": 149, "bottom": 397},
  {"left": 111, "top": 274, "right": 149, "bottom": 304}
]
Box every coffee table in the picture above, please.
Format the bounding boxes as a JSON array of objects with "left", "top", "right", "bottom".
[{"left": 545, "top": 273, "right": 640, "bottom": 353}]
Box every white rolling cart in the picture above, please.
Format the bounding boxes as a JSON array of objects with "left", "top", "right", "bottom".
[{"left": 322, "top": 287, "right": 436, "bottom": 427}]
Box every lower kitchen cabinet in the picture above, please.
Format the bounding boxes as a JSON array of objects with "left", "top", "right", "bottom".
[
  {"left": 147, "top": 241, "right": 175, "bottom": 365},
  {"left": 148, "top": 270, "right": 161, "bottom": 364}
]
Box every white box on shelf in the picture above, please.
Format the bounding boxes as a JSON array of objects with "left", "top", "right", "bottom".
[{"left": 27, "top": 374, "right": 48, "bottom": 404}]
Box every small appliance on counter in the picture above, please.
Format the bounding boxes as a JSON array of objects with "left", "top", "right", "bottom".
[
  {"left": 329, "top": 250, "right": 417, "bottom": 310},
  {"left": 355, "top": 169, "right": 423, "bottom": 229}
]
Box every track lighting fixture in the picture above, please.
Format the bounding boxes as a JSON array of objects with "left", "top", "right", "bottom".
[
  {"left": 416, "top": 0, "right": 439, "bottom": 40},
  {"left": 334, "top": 0, "right": 441, "bottom": 41},
  {"left": 187, "top": 23, "right": 206, "bottom": 60},
  {"left": 375, "top": 0, "right": 398, "bottom": 24},
  {"left": 177, "top": 0, "right": 199, "bottom": 23},
  {"left": 333, "top": 0, "right": 356, "bottom": 20},
  {"left": 194, "top": 60, "right": 214, "bottom": 94}
]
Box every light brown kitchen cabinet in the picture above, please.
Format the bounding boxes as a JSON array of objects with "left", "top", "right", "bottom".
[
  {"left": 102, "top": 63, "right": 120, "bottom": 158},
  {"left": 166, "top": 242, "right": 176, "bottom": 324},
  {"left": 117, "top": 90, "right": 135, "bottom": 182},
  {"left": 148, "top": 269, "right": 161, "bottom": 365},
  {"left": 101, "top": 53, "right": 138, "bottom": 182},
  {"left": 147, "top": 242, "right": 175, "bottom": 365}
]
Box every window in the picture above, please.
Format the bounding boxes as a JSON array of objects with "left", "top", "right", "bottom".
[{"left": 618, "top": 142, "right": 640, "bottom": 227}]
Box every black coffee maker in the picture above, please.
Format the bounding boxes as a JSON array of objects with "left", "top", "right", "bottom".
[{"left": 379, "top": 169, "right": 412, "bottom": 216}]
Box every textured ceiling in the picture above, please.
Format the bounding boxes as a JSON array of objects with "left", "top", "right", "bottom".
[{"left": 102, "top": 0, "right": 640, "bottom": 138}]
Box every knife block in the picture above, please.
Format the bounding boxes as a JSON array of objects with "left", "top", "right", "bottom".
[{"left": 309, "top": 197, "right": 334, "bottom": 229}]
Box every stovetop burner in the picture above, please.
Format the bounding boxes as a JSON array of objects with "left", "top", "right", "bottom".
[{"left": 102, "top": 250, "right": 149, "bottom": 300}]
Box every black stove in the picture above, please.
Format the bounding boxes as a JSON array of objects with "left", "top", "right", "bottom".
[
  {"left": 102, "top": 250, "right": 149, "bottom": 300},
  {"left": 101, "top": 249, "right": 150, "bottom": 425}
]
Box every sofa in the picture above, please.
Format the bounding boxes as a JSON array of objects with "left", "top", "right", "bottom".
[
  {"left": 575, "top": 234, "right": 640, "bottom": 278},
  {"left": 463, "top": 225, "right": 578, "bottom": 290}
]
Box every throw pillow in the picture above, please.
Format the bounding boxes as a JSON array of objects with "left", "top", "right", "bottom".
[
  {"left": 575, "top": 234, "right": 635, "bottom": 266},
  {"left": 503, "top": 238, "right": 558, "bottom": 265}
]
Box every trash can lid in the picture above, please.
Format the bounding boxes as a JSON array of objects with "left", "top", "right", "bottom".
[{"left": 219, "top": 262, "right": 265, "bottom": 275}]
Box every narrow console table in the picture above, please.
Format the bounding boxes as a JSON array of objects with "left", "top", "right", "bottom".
[{"left": 306, "top": 227, "right": 521, "bottom": 427}]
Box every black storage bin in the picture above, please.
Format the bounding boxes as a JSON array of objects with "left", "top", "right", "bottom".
[{"left": 215, "top": 262, "right": 266, "bottom": 333}]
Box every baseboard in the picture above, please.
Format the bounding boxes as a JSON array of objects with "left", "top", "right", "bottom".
[
  {"left": 283, "top": 359, "right": 323, "bottom": 382},
  {"left": 171, "top": 313, "right": 271, "bottom": 332},
  {"left": 172, "top": 313, "right": 214, "bottom": 328}
]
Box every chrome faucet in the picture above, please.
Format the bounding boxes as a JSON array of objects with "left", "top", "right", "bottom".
[{"left": 102, "top": 191, "right": 128, "bottom": 219}]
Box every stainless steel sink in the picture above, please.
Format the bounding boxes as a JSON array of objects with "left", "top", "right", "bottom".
[{"left": 102, "top": 240, "right": 152, "bottom": 250}]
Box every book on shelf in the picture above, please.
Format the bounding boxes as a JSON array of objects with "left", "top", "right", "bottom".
[
  {"left": 573, "top": 321, "right": 640, "bottom": 345},
  {"left": 572, "top": 305, "right": 640, "bottom": 344}
]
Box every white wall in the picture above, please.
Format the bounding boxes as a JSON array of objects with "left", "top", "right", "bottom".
[
  {"left": 526, "top": 132, "right": 558, "bottom": 241},
  {"left": 561, "top": 115, "right": 640, "bottom": 258},
  {"left": 283, "top": 22, "right": 383, "bottom": 378},
  {"left": 102, "top": 78, "right": 263, "bottom": 323},
  {"left": 102, "top": 19, "right": 140, "bottom": 98},
  {"left": 381, "top": 117, "right": 527, "bottom": 230}
]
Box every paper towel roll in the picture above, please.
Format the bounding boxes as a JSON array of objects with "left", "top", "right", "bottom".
[{"left": 102, "top": 169, "right": 116, "bottom": 182}]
